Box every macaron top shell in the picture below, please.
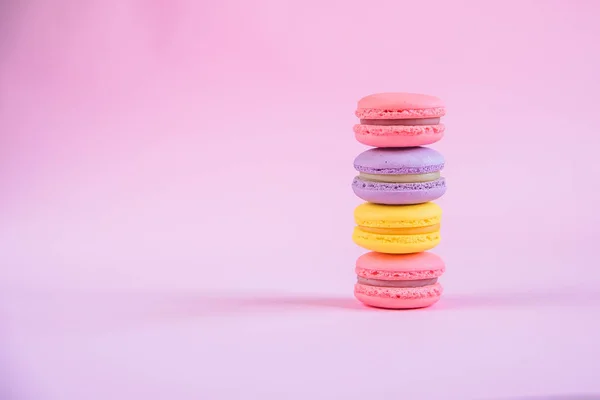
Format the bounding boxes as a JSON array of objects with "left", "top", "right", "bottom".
[
  {"left": 356, "top": 92, "right": 446, "bottom": 120},
  {"left": 354, "top": 147, "right": 445, "bottom": 175},
  {"left": 356, "top": 251, "right": 445, "bottom": 273},
  {"left": 354, "top": 202, "right": 442, "bottom": 228}
]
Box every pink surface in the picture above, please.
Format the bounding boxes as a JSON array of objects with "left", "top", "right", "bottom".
[
  {"left": 353, "top": 123, "right": 445, "bottom": 147},
  {"left": 2, "top": 0, "right": 600, "bottom": 399}
]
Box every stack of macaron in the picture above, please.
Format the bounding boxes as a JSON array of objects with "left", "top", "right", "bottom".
[{"left": 351, "top": 93, "right": 447, "bottom": 309}]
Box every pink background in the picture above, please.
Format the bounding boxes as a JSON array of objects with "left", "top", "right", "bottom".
[{"left": 2, "top": 1, "right": 600, "bottom": 399}]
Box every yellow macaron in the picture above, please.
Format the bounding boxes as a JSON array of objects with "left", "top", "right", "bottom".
[{"left": 352, "top": 202, "right": 442, "bottom": 254}]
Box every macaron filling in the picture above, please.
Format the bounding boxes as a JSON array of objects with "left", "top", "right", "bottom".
[
  {"left": 358, "top": 223, "right": 440, "bottom": 235},
  {"left": 358, "top": 171, "right": 440, "bottom": 183},
  {"left": 357, "top": 277, "right": 438, "bottom": 288},
  {"left": 360, "top": 118, "right": 440, "bottom": 126}
]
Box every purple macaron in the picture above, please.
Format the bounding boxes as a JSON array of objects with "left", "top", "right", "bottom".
[{"left": 352, "top": 147, "right": 446, "bottom": 205}]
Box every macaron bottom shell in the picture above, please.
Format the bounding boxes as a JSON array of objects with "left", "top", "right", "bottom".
[
  {"left": 354, "top": 283, "right": 443, "bottom": 309},
  {"left": 352, "top": 177, "right": 446, "bottom": 205},
  {"left": 354, "top": 125, "right": 444, "bottom": 148},
  {"left": 352, "top": 227, "right": 440, "bottom": 254}
]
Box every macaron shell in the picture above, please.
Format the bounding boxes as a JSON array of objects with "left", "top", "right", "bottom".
[
  {"left": 356, "top": 251, "right": 445, "bottom": 273},
  {"left": 354, "top": 283, "right": 442, "bottom": 309},
  {"left": 355, "top": 93, "right": 446, "bottom": 120},
  {"left": 354, "top": 124, "right": 444, "bottom": 147},
  {"left": 352, "top": 227, "right": 440, "bottom": 253},
  {"left": 352, "top": 177, "right": 446, "bottom": 205},
  {"left": 356, "top": 267, "right": 444, "bottom": 280},
  {"left": 354, "top": 202, "right": 442, "bottom": 229},
  {"left": 354, "top": 147, "right": 445, "bottom": 175},
  {"left": 357, "top": 92, "right": 445, "bottom": 110},
  {"left": 355, "top": 251, "right": 445, "bottom": 280}
]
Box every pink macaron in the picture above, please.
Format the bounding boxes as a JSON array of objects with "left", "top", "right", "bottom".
[
  {"left": 354, "top": 251, "right": 445, "bottom": 309},
  {"left": 354, "top": 92, "right": 446, "bottom": 147}
]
